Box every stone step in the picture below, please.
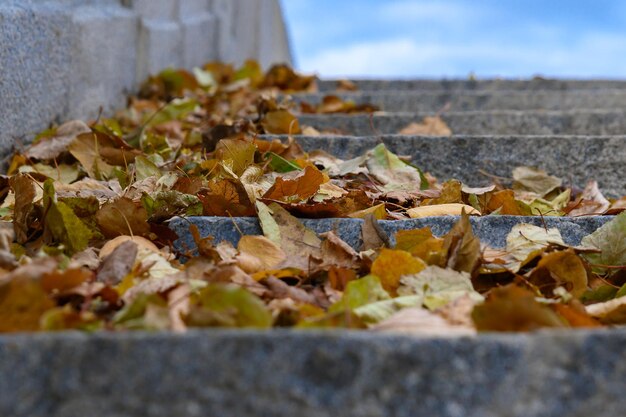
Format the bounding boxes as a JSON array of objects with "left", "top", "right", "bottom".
[
  {"left": 264, "top": 134, "right": 625, "bottom": 197},
  {"left": 291, "top": 90, "right": 626, "bottom": 112},
  {"left": 170, "top": 216, "right": 612, "bottom": 255},
  {"left": 3, "top": 329, "right": 625, "bottom": 417},
  {"left": 317, "top": 77, "right": 626, "bottom": 92},
  {"left": 298, "top": 110, "right": 626, "bottom": 136}
]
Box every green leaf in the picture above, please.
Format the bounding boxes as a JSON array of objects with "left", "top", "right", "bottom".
[
  {"left": 365, "top": 144, "right": 428, "bottom": 191},
  {"left": 329, "top": 275, "right": 390, "bottom": 313},
  {"left": 353, "top": 295, "right": 422, "bottom": 325},
  {"left": 267, "top": 152, "right": 302, "bottom": 173},
  {"left": 134, "top": 155, "right": 161, "bottom": 181},
  {"left": 113, "top": 293, "right": 171, "bottom": 330},
  {"left": 398, "top": 266, "right": 483, "bottom": 310},
  {"left": 185, "top": 284, "right": 272, "bottom": 328},
  {"left": 582, "top": 212, "right": 626, "bottom": 274},
  {"left": 43, "top": 180, "right": 93, "bottom": 254},
  {"left": 142, "top": 191, "right": 203, "bottom": 221}
]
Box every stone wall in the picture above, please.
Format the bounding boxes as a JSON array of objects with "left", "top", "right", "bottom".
[{"left": 0, "top": 0, "right": 292, "bottom": 157}]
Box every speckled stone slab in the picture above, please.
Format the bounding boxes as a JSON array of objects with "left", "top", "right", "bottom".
[
  {"left": 3, "top": 328, "right": 626, "bottom": 417},
  {"left": 169, "top": 216, "right": 613, "bottom": 255},
  {"left": 291, "top": 90, "right": 626, "bottom": 112},
  {"left": 316, "top": 78, "right": 626, "bottom": 92},
  {"left": 297, "top": 110, "right": 626, "bottom": 136},
  {"left": 264, "top": 134, "right": 626, "bottom": 197}
]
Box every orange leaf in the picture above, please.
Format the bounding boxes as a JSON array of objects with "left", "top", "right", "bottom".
[
  {"left": 263, "top": 166, "right": 324, "bottom": 202},
  {"left": 371, "top": 249, "right": 426, "bottom": 294}
]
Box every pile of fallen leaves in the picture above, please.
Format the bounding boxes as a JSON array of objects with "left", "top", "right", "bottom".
[{"left": 0, "top": 61, "right": 624, "bottom": 334}]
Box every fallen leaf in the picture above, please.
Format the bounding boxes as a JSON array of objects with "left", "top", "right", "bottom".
[
  {"left": 398, "top": 116, "right": 452, "bottom": 136},
  {"left": 513, "top": 166, "right": 562, "bottom": 198},
  {"left": 25, "top": 120, "right": 91, "bottom": 160},
  {"left": 97, "top": 240, "right": 139, "bottom": 285},
  {"left": 237, "top": 235, "right": 286, "bottom": 270},
  {"left": 398, "top": 266, "right": 484, "bottom": 310},
  {"left": 373, "top": 307, "right": 475, "bottom": 336},
  {"left": 527, "top": 249, "right": 588, "bottom": 298},
  {"left": 503, "top": 223, "right": 566, "bottom": 272},
  {"left": 586, "top": 295, "right": 626, "bottom": 324},
  {"left": 185, "top": 283, "right": 272, "bottom": 328},
  {"left": 96, "top": 197, "right": 151, "bottom": 238},
  {"left": 10, "top": 173, "right": 37, "bottom": 244},
  {"left": 371, "top": 249, "right": 426, "bottom": 294},
  {"left": 263, "top": 166, "right": 324, "bottom": 202},
  {"left": 43, "top": 180, "right": 93, "bottom": 254},
  {"left": 407, "top": 203, "right": 480, "bottom": 218},
  {"left": 581, "top": 212, "right": 626, "bottom": 274},
  {"left": 472, "top": 285, "right": 566, "bottom": 332},
  {"left": 256, "top": 201, "right": 321, "bottom": 271}
]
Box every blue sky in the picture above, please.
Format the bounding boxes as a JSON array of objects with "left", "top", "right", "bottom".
[{"left": 281, "top": 0, "right": 626, "bottom": 78}]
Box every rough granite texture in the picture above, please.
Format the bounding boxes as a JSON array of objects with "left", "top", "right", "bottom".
[
  {"left": 169, "top": 216, "right": 613, "bottom": 255},
  {"left": 292, "top": 90, "right": 626, "bottom": 112},
  {"left": 265, "top": 134, "right": 626, "bottom": 197},
  {"left": 316, "top": 78, "right": 626, "bottom": 92},
  {"left": 298, "top": 110, "right": 626, "bottom": 136},
  {"left": 2, "top": 329, "right": 626, "bottom": 417},
  {"left": 0, "top": 0, "right": 292, "bottom": 158}
]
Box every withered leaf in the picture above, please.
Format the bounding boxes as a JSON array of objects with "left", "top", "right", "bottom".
[{"left": 96, "top": 197, "right": 151, "bottom": 238}]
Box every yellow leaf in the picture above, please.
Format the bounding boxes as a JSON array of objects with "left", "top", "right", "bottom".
[
  {"left": 371, "top": 249, "right": 426, "bottom": 294},
  {"left": 348, "top": 203, "right": 386, "bottom": 220},
  {"left": 407, "top": 204, "right": 480, "bottom": 218}
]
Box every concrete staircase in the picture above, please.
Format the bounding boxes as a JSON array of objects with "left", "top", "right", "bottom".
[
  {"left": 2, "top": 79, "right": 626, "bottom": 417},
  {"left": 171, "top": 78, "right": 624, "bottom": 253}
]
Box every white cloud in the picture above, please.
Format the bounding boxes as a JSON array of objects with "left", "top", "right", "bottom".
[
  {"left": 379, "top": 0, "right": 485, "bottom": 25},
  {"left": 299, "top": 34, "right": 626, "bottom": 78}
]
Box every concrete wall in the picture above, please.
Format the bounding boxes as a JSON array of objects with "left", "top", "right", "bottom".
[{"left": 0, "top": 0, "right": 292, "bottom": 157}]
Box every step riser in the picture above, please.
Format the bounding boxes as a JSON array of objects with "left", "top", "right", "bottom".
[
  {"left": 293, "top": 91, "right": 626, "bottom": 112},
  {"left": 317, "top": 78, "right": 626, "bottom": 92},
  {"left": 298, "top": 112, "right": 626, "bottom": 136},
  {"left": 170, "top": 216, "right": 612, "bottom": 254},
  {"left": 3, "top": 330, "right": 625, "bottom": 417},
  {"left": 266, "top": 135, "right": 626, "bottom": 197}
]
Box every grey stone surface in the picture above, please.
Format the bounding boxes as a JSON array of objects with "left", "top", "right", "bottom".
[
  {"left": 169, "top": 216, "right": 613, "bottom": 255},
  {"left": 292, "top": 90, "right": 626, "bottom": 112},
  {"left": 266, "top": 134, "right": 626, "bottom": 197},
  {"left": 317, "top": 77, "right": 626, "bottom": 92},
  {"left": 0, "top": 0, "right": 292, "bottom": 158},
  {"left": 298, "top": 110, "right": 626, "bottom": 136},
  {"left": 2, "top": 328, "right": 626, "bottom": 417}
]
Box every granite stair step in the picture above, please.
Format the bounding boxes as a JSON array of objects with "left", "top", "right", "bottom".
[
  {"left": 170, "top": 216, "right": 612, "bottom": 255},
  {"left": 297, "top": 110, "right": 626, "bottom": 136},
  {"left": 316, "top": 77, "right": 626, "bottom": 92},
  {"left": 263, "top": 134, "right": 626, "bottom": 197},
  {"left": 291, "top": 90, "right": 626, "bottom": 112}
]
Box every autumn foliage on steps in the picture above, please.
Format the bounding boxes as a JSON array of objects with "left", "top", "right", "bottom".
[{"left": 0, "top": 61, "right": 624, "bottom": 334}]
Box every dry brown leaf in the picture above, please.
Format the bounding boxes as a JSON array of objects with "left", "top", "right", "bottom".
[
  {"left": 25, "top": 120, "right": 91, "bottom": 160},
  {"left": 399, "top": 116, "right": 452, "bottom": 136},
  {"left": 237, "top": 235, "right": 286, "bottom": 271},
  {"left": 97, "top": 240, "right": 139, "bottom": 285},
  {"left": 96, "top": 197, "right": 151, "bottom": 238},
  {"left": 263, "top": 166, "right": 324, "bottom": 202}
]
